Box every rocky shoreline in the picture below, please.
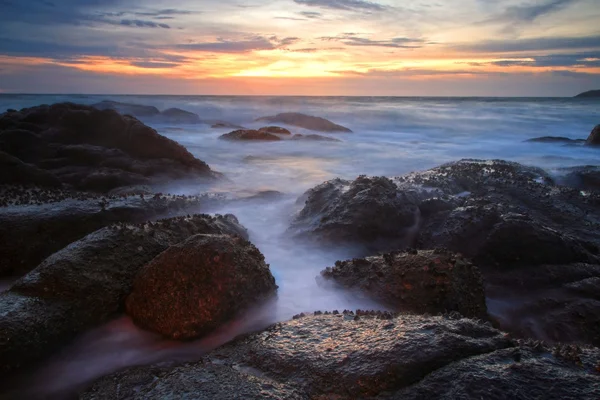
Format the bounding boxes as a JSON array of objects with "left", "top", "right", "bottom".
[{"left": 0, "top": 103, "right": 599, "bottom": 398}]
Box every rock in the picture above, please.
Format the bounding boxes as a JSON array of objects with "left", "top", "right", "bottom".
[
  {"left": 126, "top": 234, "right": 277, "bottom": 340},
  {"left": 82, "top": 313, "right": 513, "bottom": 399},
  {"left": 211, "top": 122, "right": 246, "bottom": 130},
  {"left": 587, "top": 125, "right": 600, "bottom": 146},
  {"left": 91, "top": 100, "right": 160, "bottom": 117},
  {"left": 575, "top": 90, "right": 600, "bottom": 98},
  {"left": 259, "top": 126, "right": 291, "bottom": 135},
  {"left": 157, "top": 108, "right": 201, "bottom": 124},
  {"left": 0, "top": 103, "right": 219, "bottom": 192},
  {"left": 0, "top": 151, "right": 61, "bottom": 188},
  {"left": 0, "top": 214, "right": 248, "bottom": 375},
  {"left": 288, "top": 176, "right": 421, "bottom": 253},
  {"left": 320, "top": 250, "right": 487, "bottom": 318},
  {"left": 557, "top": 165, "right": 600, "bottom": 191},
  {"left": 108, "top": 185, "right": 153, "bottom": 196},
  {"left": 394, "top": 344, "right": 600, "bottom": 399},
  {"left": 525, "top": 136, "right": 584, "bottom": 144},
  {"left": 0, "top": 188, "right": 223, "bottom": 277},
  {"left": 219, "top": 129, "right": 282, "bottom": 141},
  {"left": 255, "top": 112, "right": 352, "bottom": 133},
  {"left": 291, "top": 134, "right": 342, "bottom": 142}
]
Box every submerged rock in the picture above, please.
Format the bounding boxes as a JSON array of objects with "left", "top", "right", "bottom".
[
  {"left": 219, "top": 129, "right": 282, "bottom": 141},
  {"left": 525, "top": 136, "right": 585, "bottom": 144},
  {"left": 321, "top": 249, "right": 487, "bottom": 318},
  {"left": 82, "top": 313, "right": 514, "bottom": 399},
  {"left": 0, "top": 103, "right": 219, "bottom": 192},
  {"left": 157, "top": 108, "right": 201, "bottom": 124},
  {"left": 126, "top": 234, "right": 277, "bottom": 340},
  {"left": 0, "top": 214, "right": 248, "bottom": 375},
  {"left": 291, "top": 134, "right": 342, "bottom": 142},
  {"left": 255, "top": 112, "right": 352, "bottom": 133},
  {"left": 587, "top": 125, "right": 600, "bottom": 146},
  {"left": 91, "top": 100, "right": 160, "bottom": 117}
]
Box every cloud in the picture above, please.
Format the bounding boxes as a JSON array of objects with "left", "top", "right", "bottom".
[
  {"left": 299, "top": 11, "right": 323, "bottom": 18},
  {"left": 293, "top": 0, "right": 387, "bottom": 12},
  {"left": 454, "top": 35, "right": 600, "bottom": 53},
  {"left": 129, "top": 61, "right": 181, "bottom": 69},
  {"left": 120, "top": 19, "right": 170, "bottom": 29},
  {"left": 332, "top": 68, "right": 496, "bottom": 77},
  {"left": 174, "top": 36, "right": 300, "bottom": 53},
  {"left": 487, "top": 52, "right": 600, "bottom": 68},
  {"left": 319, "top": 33, "right": 425, "bottom": 48}
]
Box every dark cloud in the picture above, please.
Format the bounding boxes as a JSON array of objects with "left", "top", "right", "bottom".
[
  {"left": 293, "top": 0, "right": 387, "bottom": 12},
  {"left": 120, "top": 19, "right": 170, "bottom": 29},
  {"left": 129, "top": 61, "right": 181, "bottom": 69},
  {"left": 299, "top": 11, "right": 323, "bottom": 18},
  {"left": 487, "top": 52, "right": 600, "bottom": 68},
  {"left": 320, "top": 33, "right": 425, "bottom": 48},
  {"left": 454, "top": 35, "right": 600, "bottom": 53}
]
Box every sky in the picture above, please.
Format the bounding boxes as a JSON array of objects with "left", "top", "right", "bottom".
[{"left": 0, "top": 0, "right": 599, "bottom": 96}]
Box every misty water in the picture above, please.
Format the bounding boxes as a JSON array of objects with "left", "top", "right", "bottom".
[{"left": 1, "top": 95, "right": 600, "bottom": 398}]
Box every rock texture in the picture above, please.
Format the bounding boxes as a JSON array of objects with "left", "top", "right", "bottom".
[
  {"left": 256, "top": 112, "right": 352, "bottom": 133},
  {"left": 126, "top": 234, "right": 277, "bottom": 340},
  {"left": 220, "top": 129, "right": 282, "bottom": 141},
  {"left": 82, "top": 313, "right": 522, "bottom": 399},
  {"left": 0, "top": 214, "right": 248, "bottom": 375},
  {"left": 321, "top": 249, "right": 487, "bottom": 318},
  {"left": 587, "top": 125, "right": 600, "bottom": 146},
  {"left": 557, "top": 165, "right": 600, "bottom": 191},
  {"left": 0, "top": 103, "right": 218, "bottom": 192}
]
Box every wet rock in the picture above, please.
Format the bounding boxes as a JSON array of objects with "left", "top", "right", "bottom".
[
  {"left": 394, "top": 344, "right": 600, "bottom": 399},
  {"left": 220, "top": 129, "right": 282, "bottom": 141},
  {"left": 259, "top": 126, "right": 291, "bottom": 135},
  {"left": 291, "top": 134, "right": 342, "bottom": 142},
  {"left": 320, "top": 250, "right": 487, "bottom": 318},
  {"left": 91, "top": 100, "right": 160, "bottom": 117},
  {"left": 288, "top": 176, "right": 421, "bottom": 253},
  {"left": 588, "top": 125, "right": 600, "bottom": 146},
  {"left": 525, "top": 136, "right": 585, "bottom": 144},
  {"left": 557, "top": 165, "right": 600, "bottom": 191},
  {"left": 82, "top": 313, "right": 513, "bottom": 399},
  {"left": 0, "top": 214, "right": 248, "bottom": 375},
  {"left": 126, "top": 234, "right": 277, "bottom": 340},
  {"left": 0, "top": 103, "right": 219, "bottom": 192},
  {"left": 0, "top": 188, "right": 224, "bottom": 277},
  {"left": 157, "top": 108, "right": 201, "bottom": 124},
  {"left": 255, "top": 112, "right": 352, "bottom": 133},
  {"left": 0, "top": 151, "right": 61, "bottom": 188}
]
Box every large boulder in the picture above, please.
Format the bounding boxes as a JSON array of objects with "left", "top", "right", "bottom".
[
  {"left": 82, "top": 313, "right": 516, "bottom": 399},
  {"left": 259, "top": 126, "right": 291, "bottom": 135},
  {"left": 0, "top": 103, "right": 219, "bottom": 192},
  {"left": 320, "top": 249, "right": 487, "bottom": 318},
  {"left": 126, "top": 234, "right": 277, "bottom": 340},
  {"left": 219, "top": 129, "right": 282, "bottom": 141},
  {"left": 0, "top": 214, "right": 247, "bottom": 375},
  {"left": 587, "top": 124, "right": 600, "bottom": 146},
  {"left": 255, "top": 112, "right": 352, "bottom": 133},
  {"left": 288, "top": 176, "right": 421, "bottom": 253},
  {"left": 0, "top": 151, "right": 61, "bottom": 187}
]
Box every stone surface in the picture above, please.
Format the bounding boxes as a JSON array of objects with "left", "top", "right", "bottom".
[
  {"left": 587, "top": 125, "right": 600, "bottom": 146},
  {"left": 220, "top": 129, "right": 282, "bottom": 141},
  {"left": 255, "top": 112, "right": 352, "bottom": 132},
  {"left": 321, "top": 249, "right": 487, "bottom": 318},
  {"left": 126, "top": 234, "right": 277, "bottom": 340},
  {"left": 259, "top": 126, "right": 291, "bottom": 135},
  {"left": 557, "top": 165, "right": 600, "bottom": 191},
  {"left": 0, "top": 214, "right": 248, "bottom": 375}
]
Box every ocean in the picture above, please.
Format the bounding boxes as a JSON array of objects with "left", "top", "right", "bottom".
[{"left": 1, "top": 94, "right": 599, "bottom": 398}]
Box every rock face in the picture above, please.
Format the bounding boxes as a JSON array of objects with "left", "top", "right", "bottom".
[
  {"left": 91, "top": 100, "right": 160, "bottom": 117},
  {"left": 126, "top": 234, "right": 277, "bottom": 340},
  {"left": 0, "top": 103, "right": 218, "bottom": 192},
  {"left": 0, "top": 214, "right": 248, "bottom": 375},
  {"left": 587, "top": 124, "right": 600, "bottom": 146},
  {"left": 256, "top": 112, "right": 352, "bottom": 133},
  {"left": 288, "top": 176, "right": 421, "bottom": 252},
  {"left": 321, "top": 250, "right": 487, "bottom": 318},
  {"left": 82, "top": 313, "right": 522, "bottom": 399},
  {"left": 219, "top": 129, "right": 282, "bottom": 141},
  {"left": 0, "top": 187, "right": 220, "bottom": 277},
  {"left": 259, "top": 126, "right": 291, "bottom": 135},
  {"left": 291, "top": 134, "right": 342, "bottom": 142},
  {"left": 0, "top": 151, "right": 61, "bottom": 187},
  {"left": 575, "top": 90, "right": 600, "bottom": 98}
]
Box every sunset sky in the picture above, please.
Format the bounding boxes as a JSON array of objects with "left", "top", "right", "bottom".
[{"left": 0, "top": 0, "right": 599, "bottom": 95}]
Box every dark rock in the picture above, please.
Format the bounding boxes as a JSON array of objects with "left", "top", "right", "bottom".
[
  {"left": 291, "top": 134, "right": 342, "bottom": 142},
  {"left": 126, "top": 234, "right": 277, "bottom": 340},
  {"left": 575, "top": 90, "right": 600, "bottom": 98},
  {"left": 586, "top": 125, "right": 600, "bottom": 146},
  {"left": 394, "top": 345, "right": 600, "bottom": 399},
  {"left": 0, "top": 103, "right": 219, "bottom": 192},
  {"left": 259, "top": 126, "right": 291, "bottom": 135},
  {"left": 158, "top": 108, "right": 201, "bottom": 124},
  {"left": 91, "top": 100, "right": 160, "bottom": 117},
  {"left": 525, "top": 136, "right": 585, "bottom": 144},
  {"left": 557, "top": 165, "right": 600, "bottom": 191},
  {"left": 0, "top": 214, "right": 248, "bottom": 375},
  {"left": 321, "top": 250, "right": 487, "bottom": 318},
  {"left": 219, "top": 129, "right": 282, "bottom": 141},
  {"left": 82, "top": 313, "right": 513, "bottom": 399},
  {"left": 0, "top": 151, "right": 61, "bottom": 188},
  {"left": 255, "top": 112, "right": 352, "bottom": 133},
  {"left": 210, "top": 122, "right": 246, "bottom": 130},
  {"left": 288, "top": 176, "right": 420, "bottom": 253}
]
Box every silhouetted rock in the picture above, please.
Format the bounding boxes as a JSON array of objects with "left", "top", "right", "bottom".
[
  {"left": 321, "top": 249, "right": 487, "bottom": 318},
  {"left": 259, "top": 126, "right": 291, "bottom": 135},
  {"left": 525, "top": 136, "right": 584, "bottom": 144},
  {"left": 575, "top": 89, "right": 600, "bottom": 98},
  {"left": 0, "top": 103, "right": 219, "bottom": 192},
  {"left": 256, "top": 112, "right": 352, "bottom": 132},
  {"left": 291, "top": 133, "right": 342, "bottom": 142},
  {"left": 219, "top": 129, "right": 282, "bottom": 141},
  {"left": 158, "top": 108, "right": 201, "bottom": 124},
  {"left": 126, "top": 234, "right": 277, "bottom": 340},
  {"left": 211, "top": 122, "right": 246, "bottom": 130},
  {"left": 0, "top": 214, "right": 248, "bottom": 375},
  {"left": 91, "top": 100, "right": 160, "bottom": 117},
  {"left": 82, "top": 313, "right": 515, "bottom": 399},
  {"left": 587, "top": 124, "right": 600, "bottom": 146}
]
